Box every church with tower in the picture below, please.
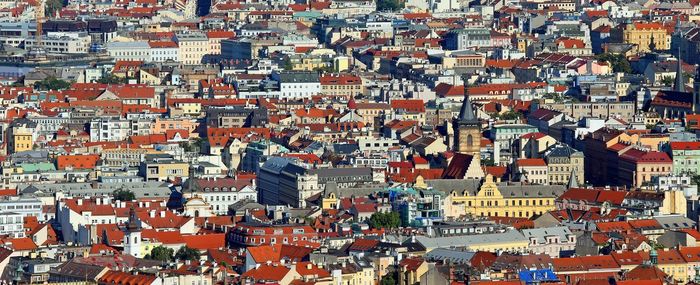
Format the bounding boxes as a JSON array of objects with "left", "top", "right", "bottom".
[
  {"left": 442, "top": 95, "right": 485, "bottom": 179},
  {"left": 650, "top": 47, "right": 700, "bottom": 118}
]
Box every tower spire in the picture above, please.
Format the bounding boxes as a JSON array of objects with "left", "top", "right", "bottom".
[
  {"left": 567, "top": 169, "right": 579, "bottom": 189},
  {"left": 674, "top": 32, "right": 685, "bottom": 92}
]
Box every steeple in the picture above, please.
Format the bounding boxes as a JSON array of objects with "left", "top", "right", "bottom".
[
  {"left": 567, "top": 169, "right": 579, "bottom": 189},
  {"left": 457, "top": 95, "right": 478, "bottom": 125},
  {"left": 674, "top": 35, "right": 685, "bottom": 92},
  {"left": 650, "top": 248, "right": 658, "bottom": 265},
  {"left": 126, "top": 207, "right": 141, "bottom": 232}
]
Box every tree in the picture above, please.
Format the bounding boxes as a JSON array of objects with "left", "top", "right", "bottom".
[
  {"left": 175, "top": 246, "right": 200, "bottom": 261},
  {"left": 45, "top": 0, "right": 64, "bottom": 16},
  {"left": 34, "top": 76, "right": 71, "bottom": 90},
  {"left": 147, "top": 246, "right": 174, "bottom": 262},
  {"left": 498, "top": 110, "right": 522, "bottom": 120},
  {"left": 283, "top": 58, "right": 294, "bottom": 71},
  {"left": 660, "top": 76, "right": 674, "bottom": 86},
  {"left": 97, "top": 73, "right": 127, "bottom": 84},
  {"left": 368, "top": 211, "right": 401, "bottom": 229},
  {"left": 377, "top": 0, "right": 401, "bottom": 11},
  {"left": 380, "top": 270, "right": 398, "bottom": 285},
  {"left": 113, "top": 189, "right": 135, "bottom": 201},
  {"left": 649, "top": 35, "right": 656, "bottom": 52},
  {"left": 595, "top": 53, "right": 632, "bottom": 74}
]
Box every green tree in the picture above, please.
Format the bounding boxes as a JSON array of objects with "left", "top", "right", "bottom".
[
  {"left": 45, "top": 0, "right": 64, "bottom": 16},
  {"left": 113, "top": 189, "right": 135, "bottom": 201},
  {"left": 368, "top": 212, "right": 401, "bottom": 229},
  {"left": 498, "top": 110, "right": 522, "bottom": 120},
  {"left": 34, "top": 76, "right": 71, "bottom": 90},
  {"left": 97, "top": 73, "right": 127, "bottom": 84},
  {"left": 595, "top": 53, "right": 632, "bottom": 74},
  {"left": 175, "top": 246, "right": 200, "bottom": 261},
  {"left": 660, "top": 76, "right": 674, "bottom": 86},
  {"left": 283, "top": 58, "right": 294, "bottom": 71},
  {"left": 377, "top": 0, "right": 401, "bottom": 11},
  {"left": 147, "top": 246, "right": 174, "bottom": 262},
  {"left": 380, "top": 271, "right": 398, "bottom": 285}
]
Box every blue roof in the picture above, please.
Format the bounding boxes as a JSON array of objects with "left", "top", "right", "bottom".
[{"left": 518, "top": 269, "right": 558, "bottom": 283}]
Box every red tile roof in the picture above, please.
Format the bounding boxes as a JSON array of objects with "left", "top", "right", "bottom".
[{"left": 56, "top": 154, "right": 100, "bottom": 170}]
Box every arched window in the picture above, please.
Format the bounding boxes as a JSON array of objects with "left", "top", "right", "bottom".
[{"left": 467, "top": 134, "right": 473, "bottom": 147}]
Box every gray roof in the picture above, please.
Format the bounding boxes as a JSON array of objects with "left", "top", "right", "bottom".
[
  {"left": 653, "top": 215, "right": 696, "bottom": 230},
  {"left": 545, "top": 143, "right": 580, "bottom": 158},
  {"left": 426, "top": 179, "right": 565, "bottom": 198},
  {"left": 426, "top": 179, "right": 481, "bottom": 195},
  {"left": 19, "top": 182, "right": 172, "bottom": 198},
  {"left": 310, "top": 167, "right": 372, "bottom": 178},
  {"left": 277, "top": 71, "right": 320, "bottom": 83},
  {"left": 423, "top": 248, "right": 476, "bottom": 264},
  {"left": 415, "top": 230, "right": 528, "bottom": 250},
  {"left": 521, "top": 226, "right": 572, "bottom": 244},
  {"left": 497, "top": 183, "right": 566, "bottom": 198}
]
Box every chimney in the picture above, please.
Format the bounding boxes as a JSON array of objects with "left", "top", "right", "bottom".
[{"left": 77, "top": 199, "right": 83, "bottom": 206}]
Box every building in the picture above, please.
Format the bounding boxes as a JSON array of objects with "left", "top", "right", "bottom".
[
  {"left": 521, "top": 226, "right": 576, "bottom": 258},
  {"left": 618, "top": 148, "right": 673, "bottom": 188},
  {"left": 8, "top": 118, "right": 37, "bottom": 154},
  {"left": 257, "top": 157, "right": 312, "bottom": 207},
  {"left": 175, "top": 31, "right": 210, "bottom": 65},
  {"left": 516, "top": 158, "right": 549, "bottom": 185},
  {"left": 428, "top": 175, "right": 566, "bottom": 219},
  {"left": 89, "top": 118, "right": 132, "bottom": 142},
  {"left": 229, "top": 223, "right": 319, "bottom": 246},
  {"left": 273, "top": 71, "right": 321, "bottom": 100},
  {"left": 544, "top": 144, "right": 585, "bottom": 185},
  {"left": 491, "top": 124, "right": 539, "bottom": 164},
  {"left": 205, "top": 106, "right": 269, "bottom": 128},
  {"left": 622, "top": 22, "right": 670, "bottom": 53},
  {"left": 415, "top": 230, "right": 529, "bottom": 252},
  {"left": 670, "top": 142, "right": 700, "bottom": 175},
  {"left": 106, "top": 41, "right": 151, "bottom": 62},
  {"left": 319, "top": 74, "right": 363, "bottom": 97},
  {"left": 453, "top": 97, "right": 481, "bottom": 156},
  {"left": 184, "top": 177, "right": 257, "bottom": 215},
  {"left": 148, "top": 41, "right": 179, "bottom": 62},
  {"left": 444, "top": 28, "right": 491, "bottom": 50},
  {"left": 24, "top": 32, "right": 91, "bottom": 54},
  {"left": 139, "top": 154, "right": 189, "bottom": 182}
]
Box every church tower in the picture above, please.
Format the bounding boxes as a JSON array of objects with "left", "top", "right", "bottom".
[
  {"left": 123, "top": 207, "right": 142, "bottom": 258},
  {"left": 453, "top": 95, "right": 481, "bottom": 156}
]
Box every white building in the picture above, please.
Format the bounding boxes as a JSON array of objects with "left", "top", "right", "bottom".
[
  {"left": 0, "top": 197, "right": 43, "bottom": 221},
  {"left": 0, "top": 212, "right": 25, "bottom": 238},
  {"left": 273, "top": 71, "right": 321, "bottom": 100},
  {"left": 148, "top": 41, "right": 180, "bottom": 62},
  {"left": 89, "top": 117, "right": 132, "bottom": 142},
  {"left": 25, "top": 32, "right": 91, "bottom": 54},
  {"left": 106, "top": 41, "right": 151, "bottom": 62},
  {"left": 521, "top": 226, "right": 576, "bottom": 258}
]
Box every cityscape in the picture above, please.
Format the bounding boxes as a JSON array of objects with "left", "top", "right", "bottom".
[{"left": 0, "top": 0, "right": 698, "bottom": 284}]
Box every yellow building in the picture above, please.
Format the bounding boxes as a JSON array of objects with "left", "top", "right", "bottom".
[
  {"left": 175, "top": 32, "right": 210, "bottom": 65},
  {"left": 8, "top": 119, "right": 36, "bottom": 154},
  {"left": 623, "top": 22, "right": 670, "bottom": 53},
  {"left": 428, "top": 175, "right": 565, "bottom": 219},
  {"left": 329, "top": 263, "right": 375, "bottom": 285},
  {"left": 140, "top": 157, "right": 189, "bottom": 181},
  {"left": 399, "top": 258, "right": 429, "bottom": 285}
]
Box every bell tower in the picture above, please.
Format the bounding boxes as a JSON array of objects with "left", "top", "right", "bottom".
[
  {"left": 453, "top": 94, "right": 481, "bottom": 156},
  {"left": 123, "top": 207, "right": 142, "bottom": 258}
]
